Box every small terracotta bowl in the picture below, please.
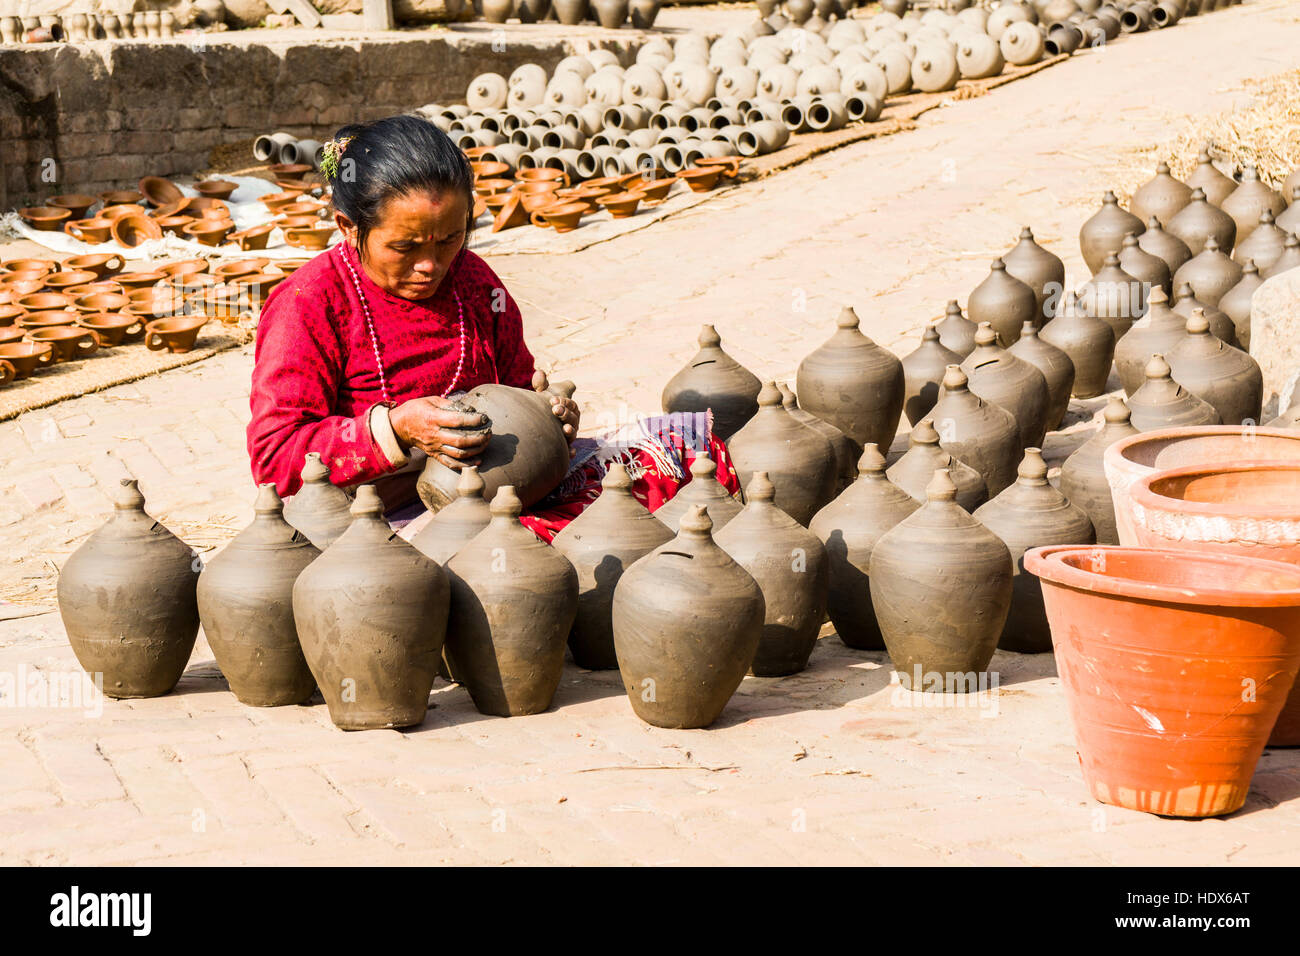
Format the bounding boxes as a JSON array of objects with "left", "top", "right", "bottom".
[
  {"left": 48, "top": 194, "right": 99, "bottom": 220},
  {"left": 64, "top": 254, "right": 125, "bottom": 279},
  {"left": 76, "top": 312, "right": 145, "bottom": 347},
  {"left": 0, "top": 326, "right": 26, "bottom": 346},
  {"left": 273, "top": 259, "right": 309, "bottom": 275},
  {"left": 261, "top": 191, "right": 304, "bottom": 212},
  {"left": 18, "top": 310, "right": 78, "bottom": 330},
  {"left": 27, "top": 326, "right": 100, "bottom": 363},
  {"left": 43, "top": 270, "right": 99, "bottom": 292},
  {"left": 475, "top": 178, "right": 516, "bottom": 196},
  {"left": 531, "top": 202, "right": 587, "bottom": 233},
  {"left": 158, "top": 259, "right": 210, "bottom": 279},
  {"left": 2, "top": 259, "right": 53, "bottom": 276},
  {"left": 64, "top": 281, "right": 125, "bottom": 297},
  {"left": 630, "top": 177, "right": 677, "bottom": 204},
  {"left": 19, "top": 206, "right": 71, "bottom": 231},
  {"left": 74, "top": 292, "right": 131, "bottom": 314},
  {"left": 229, "top": 224, "right": 275, "bottom": 251},
  {"left": 598, "top": 192, "right": 643, "bottom": 219},
  {"left": 99, "top": 204, "right": 144, "bottom": 223},
  {"left": 679, "top": 167, "right": 723, "bottom": 192},
  {"left": 0, "top": 342, "right": 54, "bottom": 378},
  {"left": 195, "top": 180, "right": 239, "bottom": 201},
  {"left": 284, "top": 226, "right": 337, "bottom": 251},
  {"left": 184, "top": 219, "right": 236, "bottom": 246},
  {"left": 0, "top": 304, "right": 25, "bottom": 326},
  {"left": 16, "top": 293, "right": 74, "bottom": 313},
  {"left": 99, "top": 189, "right": 144, "bottom": 206},
  {"left": 64, "top": 218, "right": 115, "bottom": 243},
  {"left": 138, "top": 176, "right": 184, "bottom": 207},
  {"left": 146, "top": 315, "right": 210, "bottom": 353},
  {"left": 157, "top": 216, "right": 192, "bottom": 237},
  {"left": 115, "top": 271, "right": 168, "bottom": 291},
  {"left": 267, "top": 163, "right": 312, "bottom": 181}
]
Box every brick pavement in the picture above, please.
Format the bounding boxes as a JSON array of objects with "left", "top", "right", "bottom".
[{"left": 3, "top": 0, "right": 1300, "bottom": 863}]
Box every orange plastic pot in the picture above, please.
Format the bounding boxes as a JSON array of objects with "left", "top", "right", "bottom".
[{"left": 1026, "top": 545, "right": 1300, "bottom": 817}]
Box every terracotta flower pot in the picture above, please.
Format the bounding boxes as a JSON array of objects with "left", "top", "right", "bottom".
[{"left": 1026, "top": 544, "right": 1300, "bottom": 816}]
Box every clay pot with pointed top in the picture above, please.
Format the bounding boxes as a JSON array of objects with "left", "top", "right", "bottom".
[
  {"left": 795, "top": 306, "right": 905, "bottom": 456},
  {"left": 1167, "top": 187, "right": 1236, "bottom": 256},
  {"left": 409, "top": 465, "right": 490, "bottom": 565},
  {"left": 1040, "top": 291, "right": 1115, "bottom": 398},
  {"left": 1218, "top": 261, "right": 1262, "bottom": 351},
  {"left": 1138, "top": 215, "right": 1192, "bottom": 275},
  {"left": 961, "top": 322, "right": 1051, "bottom": 448},
  {"left": 716, "top": 472, "right": 829, "bottom": 676},
  {"left": 654, "top": 453, "right": 742, "bottom": 532},
  {"left": 968, "top": 258, "right": 1037, "bottom": 344},
  {"left": 927, "top": 365, "right": 1021, "bottom": 496},
  {"left": 1127, "top": 354, "right": 1220, "bottom": 431},
  {"left": 294, "top": 486, "right": 448, "bottom": 730},
  {"left": 1113, "top": 286, "right": 1187, "bottom": 395},
  {"left": 661, "top": 324, "right": 762, "bottom": 441},
  {"left": 778, "top": 383, "right": 856, "bottom": 496},
  {"left": 1059, "top": 397, "right": 1138, "bottom": 544},
  {"left": 1171, "top": 282, "right": 1237, "bottom": 346},
  {"left": 1078, "top": 253, "right": 1145, "bottom": 342},
  {"left": 1220, "top": 166, "right": 1285, "bottom": 244},
  {"left": 1167, "top": 312, "right": 1262, "bottom": 426},
  {"left": 613, "top": 503, "right": 764, "bottom": 727},
  {"left": 57, "top": 479, "right": 200, "bottom": 699},
  {"left": 1172, "top": 236, "right": 1242, "bottom": 308},
  {"left": 974, "top": 449, "right": 1094, "bottom": 653},
  {"left": 935, "top": 300, "right": 977, "bottom": 359},
  {"left": 283, "top": 452, "right": 354, "bottom": 550},
  {"left": 1185, "top": 147, "right": 1237, "bottom": 208},
  {"left": 886, "top": 419, "right": 987, "bottom": 511},
  {"left": 1278, "top": 186, "right": 1300, "bottom": 235},
  {"left": 1079, "top": 190, "right": 1145, "bottom": 274},
  {"left": 552, "top": 464, "right": 673, "bottom": 671},
  {"left": 197, "top": 484, "right": 320, "bottom": 706},
  {"left": 810, "top": 444, "right": 919, "bottom": 650},
  {"left": 1008, "top": 321, "right": 1075, "bottom": 432},
  {"left": 1233, "top": 211, "right": 1287, "bottom": 273},
  {"left": 871, "top": 469, "right": 1014, "bottom": 686},
  {"left": 1118, "top": 232, "right": 1171, "bottom": 295},
  {"left": 727, "top": 381, "right": 836, "bottom": 525},
  {"left": 1002, "top": 227, "right": 1066, "bottom": 324},
  {"left": 1130, "top": 161, "right": 1192, "bottom": 227},
  {"left": 1264, "top": 234, "right": 1300, "bottom": 279},
  {"left": 902, "top": 323, "right": 961, "bottom": 426}
]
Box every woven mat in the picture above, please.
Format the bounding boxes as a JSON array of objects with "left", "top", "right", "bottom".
[{"left": 0, "top": 328, "right": 252, "bottom": 422}]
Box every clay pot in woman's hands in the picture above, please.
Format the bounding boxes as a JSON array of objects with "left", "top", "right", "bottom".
[
  {"left": 27, "top": 326, "right": 99, "bottom": 363},
  {"left": 661, "top": 324, "right": 762, "bottom": 441},
  {"left": 283, "top": 452, "right": 353, "bottom": 550},
  {"left": 197, "top": 484, "right": 320, "bottom": 707},
  {"left": 613, "top": 503, "right": 764, "bottom": 727},
  {"left": 294, "top": 486, "right": 449, "bottom": 730},
  {"left": 145, "top": 315, "right": 209, "bottom": 353},
  {"left": 0, "top": 341, "right": 54, "bottom": 377},
  {"left": 552, "top": 463, "right": 673, "bottom": 670},
  {"left": 57, "top": 478, "right": 200, "bottom": 698},
  {"left": 902, "top": 323, "right": 961, "bottom": 426},
  {"left": 653, "top": 453, "right": 743, "bottom": 533},
  {"left": 887, "top": 419, "right": 988, "bottom": 512}
]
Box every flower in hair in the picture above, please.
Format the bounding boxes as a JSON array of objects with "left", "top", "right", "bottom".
[{"left": 319, "top": 135, "right": 355, "bottom": 179}]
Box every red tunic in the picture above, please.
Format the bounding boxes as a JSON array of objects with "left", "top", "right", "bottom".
[{"left": 247, "top": 244, "right": 535, "bottom": 497}]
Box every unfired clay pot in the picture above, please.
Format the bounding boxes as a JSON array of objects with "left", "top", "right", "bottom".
[
  {"left": 58, "top": 479, "right": 200, "bottom": 699},
  {"left": 1119, "top": 232, "right": 1171, "bottom": 296},
  {"left": 1171, "top": 283, "right": 1237, "bottom": 348},
  {"left": 1172, "top": 236, "right": 1241, "bottom": 308},
  {"left": 796, "top": 306, "right": 905, "bottom": 456},
  {"left": 1130, "top": 161, "right": 1192, "bottom": 228},
  {"left": 1079, "top": 190, "right": 1145, "bottom": 274},
  {"left": 726, "top": 381, "right": 836, "bottom": 525},
  {"left": 410, "top": 465, "right": 491, "bottom": 565},
  {"left": 612, "top": 503, "right": 764, "bottom": 728},
  {"left": 1138, "top": 215, "right": 1193, "bottom": 275},
  {"left": 961, "top": 323, "right": 1050, "bottom": 449},
  {"left": 1112, "top": 286, "right": 1188, "bottom": 396},
  {"left": 967, "top": 258, "right": 1037, "bottom": 344},
  {"left": 1002, "top": 226, "right": 1066, "bottom": 324},
  {"left": 661, "top": 324, "right": 762, "bottom": 440},
  {"left": 778, "top": 383, "right": 856, "bottom": 496},
  {"left": 551, "top": 463, "right": 672, "bottom": 671},
  {"left": 283, "top": 452, "right": 353, "bottom": 550},
  {"left": 1040, "top": 291, "right": 1115, "bottom": 399},
  {"left": 1078, "top": 253, "right": 1145, "bottom": 342},
  {"left": 446, "top": 486, "right": 578, "bottom": 717},
  {"left": 1217, "top": 260, "right": 1262, "bottom": 352},
  {"left": 927, "top": 365, "right": 1021, "bottom": 496},
  {"left": 935, "top": 299, "right": 978, "bottom": 359},
  {"left": 197, "top": 484, "right": 319, "bottom": 707},
  {"left": 1167, "top": 187, "right": 1236, "bottom": 256},
  {"left": 809, "top": 444, "right": 919, "bottom": 650},
  {"left": 1233, "top": 211, "right": 1287, "bottom": 273},
  {"left": 886, "top": 419, "right": 987, "bottom": 512},
  {"left": 1185, "top": 147, "right": 1237, "bottom": 208},
  {"left": 901, "top": 322, "right": 961, "bottom": 426},
  {"left": 654, "top": 454, "right": 743, "bottom": 532},
  {"left": 1059, "top": 397, "right": 1139, "bottom": 545},
  {"left": 974, "top": 449, "right": 1094, "bottom": 653},
  {"left": 871, "top": 469, "right": 1014, "bottom": 688},
  {"left": 1166, "top": 311, "right": 1262, "bottom": 426},
  {"left": 716, "top": 472, "right": 830, "bottom": 676},
  {"left": 293, "top": 486, "right": 448, "bottom": 730},
  {"left": 1219, "top": 166, "right": 1285, "bottom": 244},
  {"left": 1008, "top": 321, "right": 1075, "bottom": 433},
  {"left": 1126, "top": 354, "right": 1220, "bottom": 432},
  {"left": 1263, "top": 234, "right": 1300, "bottom": 279}
]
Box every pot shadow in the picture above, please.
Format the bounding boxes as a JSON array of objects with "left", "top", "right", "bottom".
[{"left": 175, "top": 658, "right": 234, "bottom": 695}]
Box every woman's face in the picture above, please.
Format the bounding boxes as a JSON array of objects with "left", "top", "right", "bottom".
[{"left": 338, "top": 188, "right": 469, "bottom": 301}]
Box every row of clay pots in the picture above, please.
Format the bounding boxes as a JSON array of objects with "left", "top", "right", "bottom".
[
  {"left": 0, "top": 11, "right": 178, "bottom": 43},
  {"left": 479, "top": 0, "right": 661, "bottom": 28}
]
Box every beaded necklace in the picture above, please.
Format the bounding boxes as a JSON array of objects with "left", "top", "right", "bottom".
[{"left": 337, "top": 242, "right": 467, "bottom": 404}]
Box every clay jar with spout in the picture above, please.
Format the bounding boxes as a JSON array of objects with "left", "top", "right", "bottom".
[
  {"left": 967, "top": 258, "right": 1037, "bottom": 343},
  {"left": 552, "top": 463, "right": 672, "bottom": 671},
  {"left": 1008, "top": 321, "right": 1075, "bottom": 433},
  {"left": 716, "top": 472, "right": 829, "bottom": 676},
  {"left": 870, "top": 469, "right": 1014, "bottom": 688},
  {"left": 612, "top": 504, "right": 764, "bottom": 728},
  {"left": 1078, "top": 253, "right": 1145, "bottom": 342},
  {"left": 961, "top": 322, "right": 1050, "bottom": 449},
  {"left": 726, "top": 381, "right": 836, "bottom": 525},
  {"left": 778, "top": 383, "right": 856, "bottom": 496},
  {"left": 1130, "top": 161, "right": 1192, "bottom": 227},
  {"left": 410, "top": 465, "right": 490, "bottom": 565},
  {"left": 886, "top": 419, "right": 987, "bottom": 512},
  {"left": 1002, "top": 227, "right": 1066, "bottom": 324},
  {"left": 1172, "top": 236, "right": 1241, "bottom": 308},
  {"left": 57, "top": 479, "right": 200, "bottom": 698},
  {"left": 902, "top": 322, "right": 961, "bottom": 426},
  {"left": 446, "top": 486, "right": 578, "bottom": 717},
  {"left": 294, "top": 486, "right": 447, "bottom": 730},
  {"left": 654, "top": 453, "right": 742, "bottom": 532},
  {"left": 661, "top": 324, "right": 762, "bottom": 440},
  {"left": 796, "top": 306, "right": 905, "bottom": 457},
  {"left": 1112, "top": 286, "right": 1188, "bottom": 395},
  {"left": 1040, "top": 291, "right": 1115, "bottom": 398},
  {"left": 1127, "top": 354, "right": 1220, "bottom": 431},
  {"left": 1059, "top": 397, "right": 1138, "bottom": 544},
  {"left": 1167, "top": 312, "right": 1262, "bottom": 426},
  {"left": 973, "top": 449, "right": 1094, "bottom": 653},
  {"left": 1217, "top": 261, "right": 1262, "bottom": 351},
  {"left": 197, "top": 484, "right": 319, "bottom": 707},
  {"left": 1138, "top": 215, "right": 1192, "bottom": 275},
  {"left": 1220, "top": 166, "right": 1285, "bottom": 244},
  {"left": 809, "top": 445, "right": 919, "bottom": 649},
  {"left": 1167, "top": 187, "right": 1236, "bottom": 256},
  {"left": 1079, "top": 190, "right": 1145, "bottom": 274},
  {"left": 934, "top": 300, "right": 977, "bottom": 359},
  {"left": 283, "top": 452, "right": 353, "bottom": 550},
  {"left": 927, "top": 365, "right": 1021, "bottom": 496}
]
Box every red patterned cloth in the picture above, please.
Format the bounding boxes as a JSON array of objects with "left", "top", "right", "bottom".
[{"left": 247, "top": 244, "right": 535, "bottom": 497}]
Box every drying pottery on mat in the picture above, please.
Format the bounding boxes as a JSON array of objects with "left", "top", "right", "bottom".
[
  {"left": 27, "top": 326, "right": 99, "bottom": 363},
  {"left": 57, "top": 479, "right": 200, "bottom": 699},
  {"left": 661, "top": 324, "right": 762, "bottom": 440}
]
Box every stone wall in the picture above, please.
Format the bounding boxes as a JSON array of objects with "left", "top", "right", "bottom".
[{"left": 0, "top": 31, "right": 641, "bottom": 206}]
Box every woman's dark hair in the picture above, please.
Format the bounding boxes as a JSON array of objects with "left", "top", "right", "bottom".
[{"left": 326, "top": 114, "right": 475, "bottom": 257}]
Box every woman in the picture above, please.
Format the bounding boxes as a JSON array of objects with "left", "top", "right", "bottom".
[{"left": 247, "top": 115, "right": 579, "bottom": 507}]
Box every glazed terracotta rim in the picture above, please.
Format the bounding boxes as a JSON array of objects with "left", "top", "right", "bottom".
[
  {"left": 1130, "top": 461, "right": 1300, "bottom": 522},
  {"left": 1109, "top": 424, "right": 1300, "bottom": 470},
  {"left": 1025, "top": 545, "right": 1300, "bottom": 608}
]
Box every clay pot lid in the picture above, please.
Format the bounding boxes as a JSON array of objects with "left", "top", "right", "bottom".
[
  {"left": 1025, "top": 544, "right": 1300, "bottom": 608},
  {"left": 195, "top": 179, "right": 238, "bottom": 200},
  {"left": 138, "top": 176, "right": 184, "bottom": 207},
  {"left": 99, "top": 204, "right": 144, "bottom": 223},
  {"left": 2, "top": 259, "right": 54, "bottom": 275},
  {"left": 115, "top": 271, "right": 168, "bottom": 289},
  {"left": 19, "top": 310, "right": 77, "bottom": 328},
  {"left": 99, "top": 189, "right": 144, "bottom": 205},
  {"left": 19, "top": 206, "right": 71, "bottom": 228},
  {"left": 111, "top": 213, "right": 164, "bottom": 248},
  {"left": 43, "top": 270, "right": 98, "bottom": 289},
  {"left": 74, "top": 292, "right": 130, "bottom": 312},
  {"left": 267, "top": 163, "right": 312, "bottom": 180}
]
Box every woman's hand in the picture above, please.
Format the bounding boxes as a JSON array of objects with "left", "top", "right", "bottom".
[
  {"left": 532, "top": 370, "right": 581, "bottom": 457},
  {"left": 389, "top": 396, "right": 491, "bottom": 470}
]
